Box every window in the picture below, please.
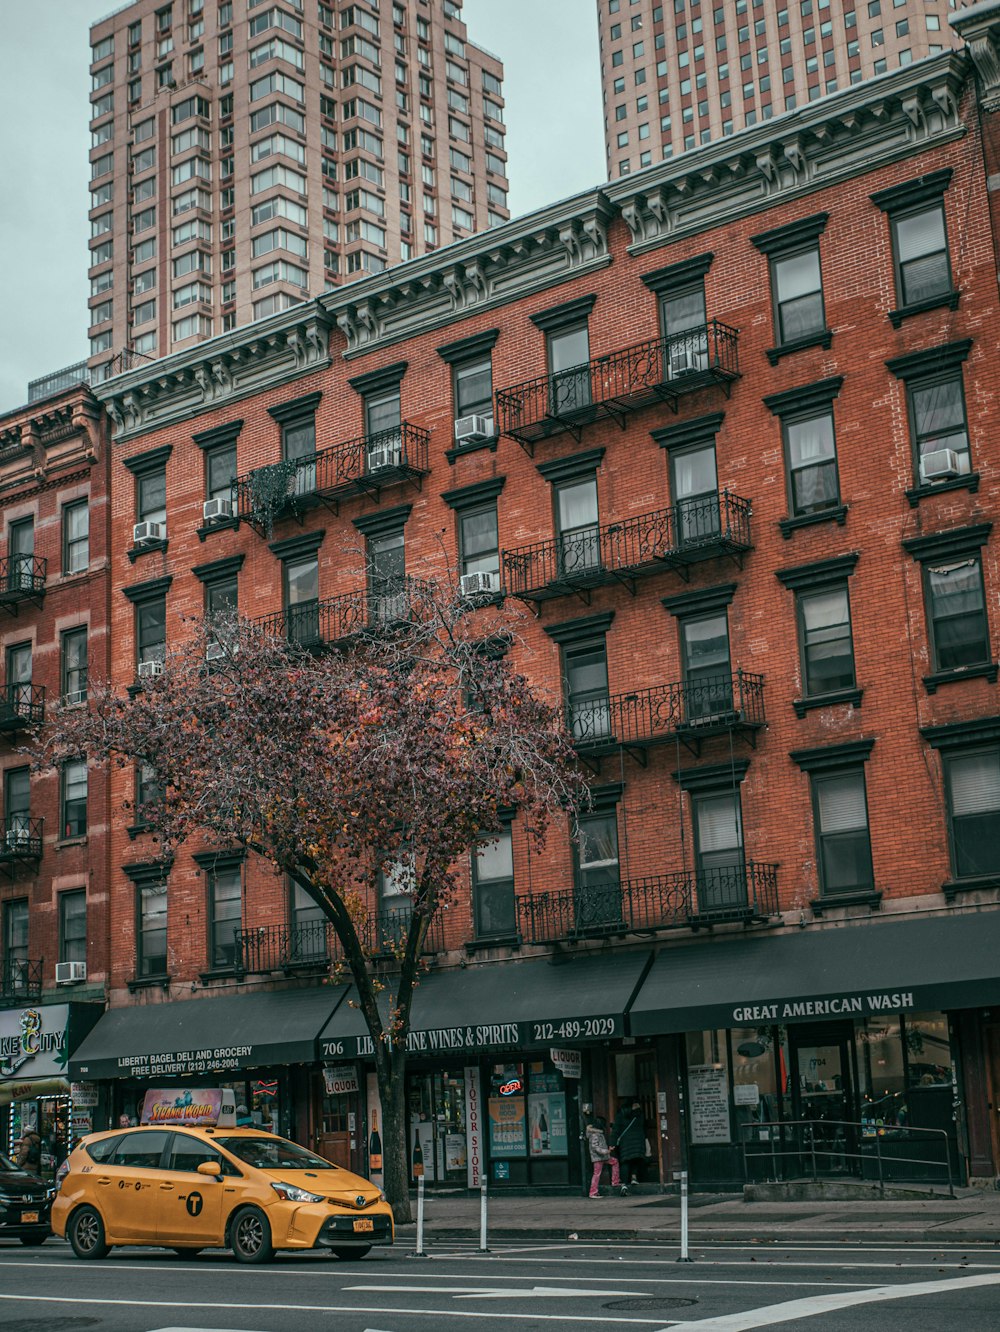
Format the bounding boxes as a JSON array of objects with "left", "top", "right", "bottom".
[
  {"left": 289, "top": 879, "right": 327, "bottom": 959},
  {"left": 548, "top": 617, "right": 611, "bottom": 747},
  {"left": 132, "top": 590, "right": 167, "bottom": 669},
  {"left": 60, "top": 890, "right": 87, "bottom": 965},
  {"left": 284, "top": 552, "right": 320, "bottom": 645},
  {"left": 472, "top": 826, "right": 515, "bottom": 938},
  {"left": 6, "top": 643, "right": 31, "bottom": 723},
  {"left": 205, "top": 441, "right": 237, "bottom": 506},
  {"left": 670, "top": 434, "right": 720, "bottom": 546},
  {"left": 923, "top": 719, "right": 1000, "bottom": 884},
  {"left": 378, "top": 853, "right": 415, "bottom": 948},
  {"left": 692, "top": 789, "right": 745, "bottom": 913},
  {"left": 793, "top": 741, "right": 875, "bottom": 900},
  {"left": 58, "top": 497, "right": 88, "bottom": 582},
  {"left": 367, "top": 529, "right": 406, "bottom": 622},
  {"left": 887, "top": 341, "right": 973, "bottom": 489},
  {"left": 680, "top": 611, "right": 733, "bottom": 724},
  {"left": 751, "top": 214, "right": 829, "bottom": 355},
  {"left": 137, "top": 469, "right": 166, "bottom": 528},
  {"left": 573, "top": 805, "right": 621, "bottom": 928},
  {"left": 778, "top": 553, "right": 860, "bottom": 711},
  {"left": 137, "top": 878, "right": 168, "bottom": 978},
  {"left": 4, "top": 767, "right": 30, "bottom": 846},
  {"left": 61, "top": 759, "right": 88, "bottom": 839},
  {"left": 61, "top": 627, "right": 89, "bottom": 704},
  {"left": 872, "top": 172, "right": 955, "bottom": 317},
  {"left": 3, "top": 899, "right": 28, "bottom": 977},
  {"left": 904, "top": 525, "right": 994, "bottom": 688},
  {"left": 207, "top": 860, "right": 241, "bottom": 968},
  {"left": 763, "top": 378, "right": 844, "bottom": 527}
]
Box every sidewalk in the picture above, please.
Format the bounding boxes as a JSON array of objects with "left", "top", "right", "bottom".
[{"left": 397, "top": 1184, "right": 1000, "bottom": 1246}]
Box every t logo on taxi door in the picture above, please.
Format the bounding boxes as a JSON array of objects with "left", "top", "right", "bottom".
[{"left": 185, "top": 1192, "right": 203, "bottom": 1217}]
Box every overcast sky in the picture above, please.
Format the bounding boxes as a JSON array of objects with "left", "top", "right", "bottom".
[{"left": 0, "top": 0, "right": 604, "bottom": 414}]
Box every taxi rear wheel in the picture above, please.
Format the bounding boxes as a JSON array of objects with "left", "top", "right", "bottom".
[
  {"left": 331, "top": 1245, "right": 372, "bottom": 1260},
  {"left": 68, "top": 1205, "right": 110, "bottom": 1260},
  {"left": 230, "top": 1207, "right": 275, "bottom": 1264}
]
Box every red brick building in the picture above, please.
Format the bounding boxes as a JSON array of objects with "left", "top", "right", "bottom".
[
  {"left": 71, "top": 27, "right": 1000, "bottom": 1192},
  {"left": 0, "top": 384, "right": 111, "bottom": 1162}
]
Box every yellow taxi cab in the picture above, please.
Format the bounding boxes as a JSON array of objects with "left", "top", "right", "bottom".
[{"left": 52, "top": 1125, "right": 394, "bottom": 1263}]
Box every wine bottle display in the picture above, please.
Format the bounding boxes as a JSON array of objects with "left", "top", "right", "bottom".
[{"left": 369, "top": 1109, "right": 383, "bottom": 1171}]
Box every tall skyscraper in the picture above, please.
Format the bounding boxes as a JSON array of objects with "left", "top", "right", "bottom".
[
  {"left": 87, "top": 0, "right": 509, "bottom": 381},
  {"left": 597, "top": 0, "right": 962, "bottom": 178}
]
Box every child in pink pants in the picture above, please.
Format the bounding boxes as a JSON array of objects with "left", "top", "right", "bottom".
[{"left": 584, "top": 1109, "right": 626, "bottom": 1197}]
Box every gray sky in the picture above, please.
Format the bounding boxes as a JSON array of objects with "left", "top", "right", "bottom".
[{"left": 0, "top": 0, "right": 604, "bottom": 414}]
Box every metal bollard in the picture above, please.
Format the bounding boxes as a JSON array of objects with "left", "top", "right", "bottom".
[
  {"left": 413, "top": 1175, "right": 426, "bottom": 1257},
  {"left": 479, "top": 1179, "right": 489, "bottom": 1252},
  {"left": 677, "top": 1169, "right": 693, "bottom": 1263}
]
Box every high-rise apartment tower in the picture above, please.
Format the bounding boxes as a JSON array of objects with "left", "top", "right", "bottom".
[
  {"left": 597, "top": 0, "right": 962, "bottom": 178},
  {"left": 87, "top": 0, "right": 508, "bottom": 381}
]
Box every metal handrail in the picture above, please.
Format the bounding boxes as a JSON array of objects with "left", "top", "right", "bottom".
[
  {"left": 568, "top": 670, "right": 766, "bottom": 749},
  {"left": 0, "top": 956, "right": 43, "bottom": 1002},
  {"left": 516, "top": 862, "right": 780, "bottom": 943},
  {"left": 0, "top": 682, "right": 46, "bottom": 730},
  {"left": 495, "top": 321, "right": 741, "bottom": 437},
  {"left": 502, "top": 491, "right": 752, "bottom": 597},
  {"left": 253, "top": 577, "right": 431, "bottom": 646},
  {"left": 0, "top": 554, "right": 47, "bottom": 598},
  {"left": 740, "top": 1117, "right": 955, "bottom": 1198},
  {"left": 237, "top": 910, "right": 447, "bottom": 973}
]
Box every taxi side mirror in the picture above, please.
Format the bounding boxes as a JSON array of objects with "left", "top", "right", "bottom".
[{"left": 196, "top": 1161, "right": 222, "bottom": 1177}]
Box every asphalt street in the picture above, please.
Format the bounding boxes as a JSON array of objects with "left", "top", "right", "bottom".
[{"left": 1, "top": 1237, "right": 999, "bottom": 1331}]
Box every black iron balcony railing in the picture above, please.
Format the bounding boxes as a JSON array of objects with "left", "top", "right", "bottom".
[
  {"left": 237, "top": 909, "right": 447, "bottom": 974},
  {"left": 0, "top": 682, "right": 45, "bottom": 733},
  {"left": 235, "top": 423, "right": 431, "bottom": 535},
  {"left": 0, "top": 817, "right": 43, "bottom": 864},
  {"left": 0, "top": 956, "right": 43, "bottom": 1003},
  {"left": 568, "top": 670, "right": 766, "bottom": 754},
  {"left": 516, "top": 862, "right": 780, "bottom": 944},
  {"left": 495, "top": 322, "right": 741, "bottom": 451},
  {"left": 254, "top": 578, "right": 428, "bottom": 649},
  {"left": 502, "top": 492, "right": 752, "bottom": 603},
  {"left": 0, "top": 555, "right": 46, "bottom": 612}
]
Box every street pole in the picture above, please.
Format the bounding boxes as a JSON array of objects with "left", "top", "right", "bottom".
[
  {"left": 678, "top": 1168, "right": 692, "bottom": 1262},
  {"left": 413, "top": 1175, "right": 426, "bottom": 1258},
  {"left": 479, "top": 1178, "right": 489, "bottom": 1252}
]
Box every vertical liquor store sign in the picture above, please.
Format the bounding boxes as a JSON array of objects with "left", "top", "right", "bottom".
[{"left": 464, "top": 1065, "right": 482, "bottom": 1188}]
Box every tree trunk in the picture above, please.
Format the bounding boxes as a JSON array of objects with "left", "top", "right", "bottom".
[{"left": 377, "top": 1047, "right": 412, "bottom": 1225}]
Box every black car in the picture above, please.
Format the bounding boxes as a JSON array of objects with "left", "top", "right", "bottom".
[{"left": 0, "top": 1151, "right": 52, "bottom": 1246}]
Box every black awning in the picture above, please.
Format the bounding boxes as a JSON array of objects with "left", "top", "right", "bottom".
[
  {"left": 628, "top": 911, "right": 1000, "bottom": 1037},
  {"left": 70, "top": 987, "right": 351, "bottom": 1080},
  {"left": 317, "top": 951, "right": 653, "bottom": 1060}
]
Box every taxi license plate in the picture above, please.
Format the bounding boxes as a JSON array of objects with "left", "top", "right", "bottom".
[
  {"left": 21, "top": 1211, "right": 39, "bottom": 1224},
  {"left": 353, "top": 1217, "right": 374, "bottom": 1232}
]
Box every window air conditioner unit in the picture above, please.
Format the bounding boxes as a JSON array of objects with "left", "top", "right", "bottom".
[
  {"left": 133, "top": 520, "right": 165, "bottom": 546},
  {"left": 454, "top": 413, "right": 493, "bottom": 444},
  {"left": 203, "top": 497, "right": 233, "bottom": 523},
  {"left": 64, "top": 689, "right": 88, "bottom": 707},
  {"left": 55, "top": 961, "right": 87, "bottom": 985},
  {"left": 205, "top": 640, "right": 225, "bottom": 662},
  {"left": 920, "top": 449, "right": 961, "bottom": 482},
  {"left": 137, "top": 659, "right": 164, "bottom": 679},
  {"left": 367, "top": 445, "right": 402, "bottom": 473},
  {"left": 460, "top": 571, "right": 499, "bottom": 598},
  {"left": 6, "top": 826, "right": 30, "bottom": 849}
]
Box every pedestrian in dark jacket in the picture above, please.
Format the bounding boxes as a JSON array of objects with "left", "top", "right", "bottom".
[
  {"left": 16, "top": 1131, "right": 41, "bottom": 1171},
  {"left": 611, "top": 1100, "right": 647, "bottom": 1185}
]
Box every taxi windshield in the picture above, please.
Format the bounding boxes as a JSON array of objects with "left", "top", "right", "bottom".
[{"left": 217, "top": 1137, "right": 339, "bottom": 1171}]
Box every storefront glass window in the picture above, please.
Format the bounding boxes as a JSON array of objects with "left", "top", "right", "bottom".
[
  {"left": 905, "top": 1014, "right": 952, "bottom": 1088},
  {"left": 858, "top": 1017, "right": 906, "bottom": 1129},
  {"left": 408, "top": 1069, "right": 467, "bottom": 1183},
  {"left": 731, "top": 1027, "right": 781, "bottom": 1135}
]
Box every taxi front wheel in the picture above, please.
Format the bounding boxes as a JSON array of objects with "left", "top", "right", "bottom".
[
  {"left": 230, "top": 1207, "right": 275, "bottom": 1264},
  {"left": 68, "top": 1205, "right": 110, "bottom": 1260}
]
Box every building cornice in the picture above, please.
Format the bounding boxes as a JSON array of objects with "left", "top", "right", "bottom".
[
  {"left": 604, "top": 53, "right": 968, "bottom": 257},
  {"left": 92, "top": 305, "right": 334, "bottom": 443},
  {"left": 951, "top": 4, "right": 1000, "bottom": 111},
  {"left": 89, "top": 54, "right": 970, "bottom": 443}
]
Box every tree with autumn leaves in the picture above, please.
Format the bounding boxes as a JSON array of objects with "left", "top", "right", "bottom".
[{"left": 38, "top": 582, "right": 586, "bottom": 1222}]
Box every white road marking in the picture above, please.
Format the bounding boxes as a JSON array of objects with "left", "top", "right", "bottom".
[
  {"left": 660, "top": 1270, "right": 1000, "bottom": 1331},
  {"left": 0, "top": 1293, "right": 667, "bottom": 1326},
  {"left": 346, "top": 1284, "right": 648, "bottom": 1300}
]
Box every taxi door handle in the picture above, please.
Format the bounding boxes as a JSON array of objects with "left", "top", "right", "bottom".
[
  {"left": 98, "top": 1177, "right": 112, "bottom": 1186},
  {"left": 159, "top": 1184, "right": 175, "bottom": 1191}
]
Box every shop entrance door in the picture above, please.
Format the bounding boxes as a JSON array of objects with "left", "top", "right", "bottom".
[
  {"left": 316, "top": 1075, "right": 353, "bottom": 1170},
  {"left": 789, "top": 1028, "right": 858, "bottom": 1176},
  {"left": 985, "top": 1025, "right": 1000, "bottom": 1175}
]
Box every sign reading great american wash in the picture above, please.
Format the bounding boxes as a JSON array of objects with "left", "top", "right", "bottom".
[
  {"left": 732, "top": 992, "right": 916, "bottom": 1024},
  {"left": 0, "top": 1006, "right": 71, "bottom": 1082}
]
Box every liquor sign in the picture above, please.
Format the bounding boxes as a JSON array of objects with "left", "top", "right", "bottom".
[
  {"left": 464, "top": 1066, "right": 482, "bottom": 1189},
  {"left": 322, "top": 1064, "right": 360, "bottom": 1096},
  {"left": 549, "top": 1048, "right": 581, "bottom": 1079}
]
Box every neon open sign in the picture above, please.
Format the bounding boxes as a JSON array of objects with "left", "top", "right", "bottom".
[{"left": 499, "top": 1078, "right": 523, "bottom": 1097}]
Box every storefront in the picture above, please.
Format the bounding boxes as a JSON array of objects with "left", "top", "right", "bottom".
[
  {"left": 316, "top": 951, "right": 651, "bottom": 1191},
  {"left": 1, "top": 1002, "right": 101, "bottom": 1179},
  {"left": 628, "top": 912, "right": 1000, "bottom": 1189},
  {"left": 69, "top": 987, "right": 348, "bottom": 1147}
]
